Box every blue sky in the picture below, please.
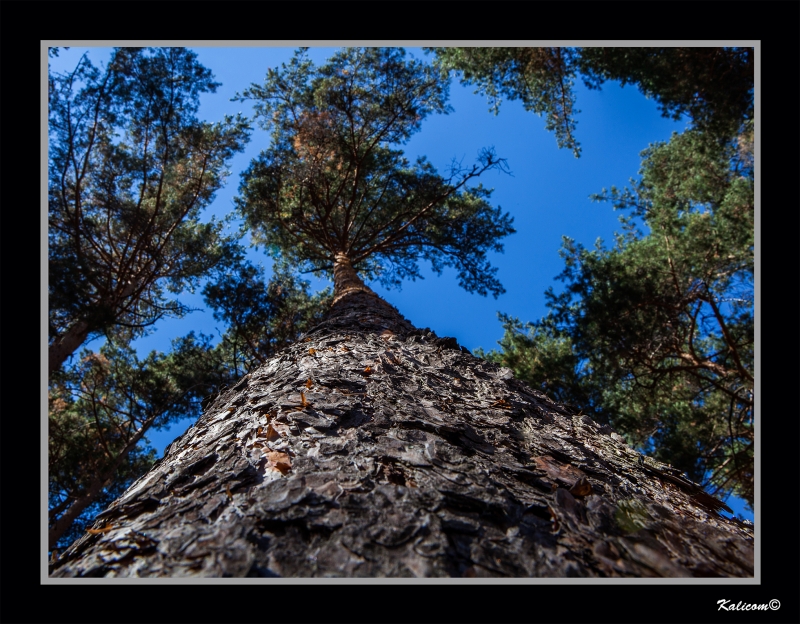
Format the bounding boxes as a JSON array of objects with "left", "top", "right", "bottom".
[{"left": 48, "top": 46, "right": 753, "bottom": 521}]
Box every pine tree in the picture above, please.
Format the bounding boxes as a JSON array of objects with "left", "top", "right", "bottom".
[
  {"left": 49, "top": 277, "right": 754, "bottom": 577},
  {"left": 51, "top": 48, "right": 753, "bottom": 578},
  {"left": 48, "top": 47, "right": 249, "bottom": 377},
  {"left": 47, "top": 47, "right": 255, "bottom": 550},
  {"left": 483, "top": 125, "right": 754, "bottom": 510}
]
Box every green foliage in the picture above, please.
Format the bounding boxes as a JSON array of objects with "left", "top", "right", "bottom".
[
  {"left": 577, "top": 47, "right": 753, "bottom": 139},
  {"left": 48, "top": 47, "right": 250, "bottom": 369},
  {"left": 235, "top": 47, "right": 515, "bottom": 297},
  {"left": 476, "top": 314, "right": 604, "bottom": 421},
  {"left": 429, "top": 47, "right": 753, "bottom": 156},
  {"left": 47, "top": 47, "right": 255, "bottom": 549},
  {"left": 203, "top": 252, "right": 333, "bottom": 378},
  {"left": 428, "top": 47, "right": 583, "bottom": 156},
  {"left": 485, "top": 127, "right": 754, "bottom": 508},
  {"left": 47, "top": 48, "right": 331, "bottom": 549},
  {"left": 48, "top": 332, "right": 225, "bottom": 549}
]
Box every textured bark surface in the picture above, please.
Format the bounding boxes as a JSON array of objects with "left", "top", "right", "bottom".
[{"left": 51, "top": 284, "right": 754, "bottom": 578}]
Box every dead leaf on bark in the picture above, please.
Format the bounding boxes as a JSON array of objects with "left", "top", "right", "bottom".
[
  {"left": 533, "top": 455, "right": 587, "bottom": 486},
  {"left": 267, "top": 451, "right": 292, "bottom": 474},
  {"left": 265, "top": 424, "right": 282, "bottom": 441},
  {"left": 570, "top": 476, "right": 593, "bottom": 497},
  {"left": 547, "top": 505, "right": 560, "bottom": 533}
]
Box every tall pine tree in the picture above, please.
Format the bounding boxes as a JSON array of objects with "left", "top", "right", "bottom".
[
  {"left": 52, "top": 48, "right": 753, "bottom": 579},
  {"left": 48, "top": 47, "right": 249, "bottom": 376}
]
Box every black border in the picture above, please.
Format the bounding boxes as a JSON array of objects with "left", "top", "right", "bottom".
[{"left": 6, "top": 3, "right": 798, "bottom": 623}]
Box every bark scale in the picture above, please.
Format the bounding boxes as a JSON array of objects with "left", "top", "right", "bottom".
[{"left": 51, "top": 266, "right": 754, "bottom": 578}]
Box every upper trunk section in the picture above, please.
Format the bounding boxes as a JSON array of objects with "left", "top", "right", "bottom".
[
  {"left": 319, "top": 253, "right": 416, "bottom": 336},
  {"left": 332, "top": 253, "right": 371, "bottom": 301}
]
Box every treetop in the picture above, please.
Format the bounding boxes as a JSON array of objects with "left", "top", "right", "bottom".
[{"left": 234, "top": 47, "right": 515, "bottom": 298}]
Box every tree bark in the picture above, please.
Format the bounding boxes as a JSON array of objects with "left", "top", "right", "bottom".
[{"left": 51, "top": 277, "right": 753, "bottom": 578}]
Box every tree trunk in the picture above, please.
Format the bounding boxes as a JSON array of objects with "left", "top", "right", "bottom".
[
  {"left": 50, "top": 276, "right": 753, "bottom": 578},
  {"left": 49, "top": 320, "right": 91, "bottom": 378}
]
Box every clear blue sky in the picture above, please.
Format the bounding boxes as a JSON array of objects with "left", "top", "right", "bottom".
[{"left": 48, "top": 46, "right": 753, "bottom": 521}]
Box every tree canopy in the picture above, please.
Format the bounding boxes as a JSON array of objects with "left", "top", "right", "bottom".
[
  {"left": 428, "top": 47, "right": 753, "bottom": 157},
  {"left": 202, "top": 253, "right": 333, "bottom": 376},
  {"left": 234, "top": 47, "right": 515, "bottom": 297},
  {"left": 49, "top": 331, "right": 220, "bottom": 548},
  {"left": 48, "top": 47, "right": 250, "bottom": 376},
  {"left": 460, "top": 45, "right": 755, "bottom": 509}
]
